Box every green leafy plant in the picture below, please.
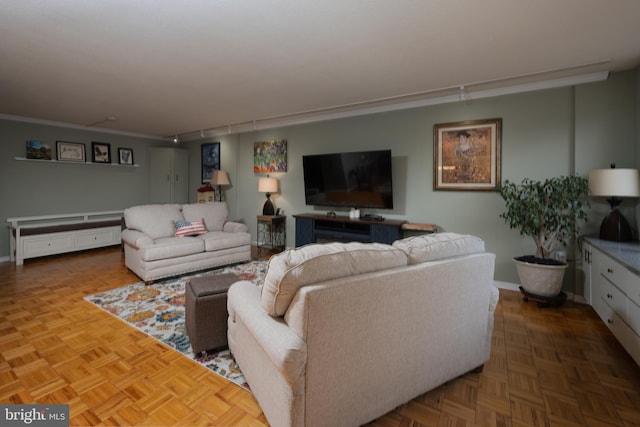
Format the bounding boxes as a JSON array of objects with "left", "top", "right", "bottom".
[{"left": 499, "top": 176, "right": 589, "bottom": 260}]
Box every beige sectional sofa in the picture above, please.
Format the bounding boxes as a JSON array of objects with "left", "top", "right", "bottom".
[
  {"left": 227, "top": 233, "right": 498, "bottom": 427},
  {"left": 121, "top": 202, "right": 250, "bottom": 282}
]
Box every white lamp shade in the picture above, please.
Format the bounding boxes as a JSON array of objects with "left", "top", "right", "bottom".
[
  {"left": 210, "top": 170, "right": 230, "bottom": 186},
  {"left": 258, "top": 177, "right": 278, "bottom": 193},
  {"left": 588, "top": 168, "right": 640, "bottom": 197}
]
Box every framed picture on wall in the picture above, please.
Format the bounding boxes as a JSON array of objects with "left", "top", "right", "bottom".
[
  {"left": 91, "top": 142, "right": 111, "bottom": 163},
  {"left": 56, "top": 141, "right": 86, "bottom": 162},
  {"left": 118, "top": 147, "right": 134, "bottom": 165},
  {"left": 26, "top": 140, "right": 52, "bottom": 160},
  {"left": 201, "top": 142, "right": 220, "bottom": 183},
  {"left": 433, "top": 118, "right": 502, "bottom": 191},
  {"left": 253, "top": 139, "right": 287, "bottom": 173}
]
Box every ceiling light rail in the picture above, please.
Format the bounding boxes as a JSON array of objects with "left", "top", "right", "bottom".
[
  {"left": 85, "top": 116, "right": 117, "bottom": 127},
  {"left": 173, "top": 67, "right": 610, "bottom": 142}
]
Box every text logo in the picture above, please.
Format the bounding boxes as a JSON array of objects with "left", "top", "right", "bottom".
[{"left": 1, "top": 405, "right": 69, "bottom": 427}]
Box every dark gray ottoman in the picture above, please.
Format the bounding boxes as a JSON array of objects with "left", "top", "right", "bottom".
[{"left": 185, "top": 273, "right": 238, "bottom": 354}]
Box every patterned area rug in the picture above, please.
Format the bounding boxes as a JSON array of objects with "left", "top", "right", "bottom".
[{"left": 84, "top": 260, "right": 268, "bottom": 390}]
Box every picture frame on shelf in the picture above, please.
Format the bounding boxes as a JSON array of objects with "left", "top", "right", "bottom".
[
  {"left": 91, "top": 142, "right": 111, "bottom": 163},
  {"left": 56, "top": 141, "right": 86, "bottom": 162},
  {"left": 433, "top": 118, "right": 502, "bottom": 191},
  {"left": 118, "top": 147, "right": 134, "bottom": 165},
  {"left": 26, "top": 140, "right": 52, "bottom": 160},
  {"left": 201, "top": 142, "right": 220, "bottom": 183}
]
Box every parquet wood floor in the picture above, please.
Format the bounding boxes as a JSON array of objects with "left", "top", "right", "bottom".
[{"left": 1, "top": 247, "right": 640, "bottom": 426}]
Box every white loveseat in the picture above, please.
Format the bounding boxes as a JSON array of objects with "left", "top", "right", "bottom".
[
  {"left": 121, "top": 202, "right": 250, "bottom": 282},
  {"left": 227, "top": 233, "right": 498, "bottom": 427}
]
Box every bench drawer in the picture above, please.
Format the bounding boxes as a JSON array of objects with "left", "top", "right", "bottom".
[
  {"left": 22, "top": 233, "right": 74, "bottom": 258},
  {"left": 76, "top": 226, "right": 121, "bottom": 249}
]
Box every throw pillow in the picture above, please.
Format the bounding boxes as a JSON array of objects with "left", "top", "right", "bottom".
[
  {"left": 182, "top": 202, "right": 228, "bottom": 231},
  {"left": 392, "top": 232, "right": 485, "bottom": 264},
  {"left": 174, "top": 218, "right": 207, "bottom": 237}
]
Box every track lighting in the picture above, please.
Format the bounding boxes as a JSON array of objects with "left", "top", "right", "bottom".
[
  {"left": 458, "top": 86, "right": 469, "bottom": 101},
  {"left": 173, "top": 135, "right": 179, "bottom": 144},
  {"left": 85, "top": 116, "right": 117, "bottom": 127}
]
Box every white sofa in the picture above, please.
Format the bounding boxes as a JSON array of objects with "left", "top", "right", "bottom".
[
  {"left": 227, "top": 233, "right": 498, "bottom": 427},
  {"left": 121, "top": 202, "right": 251, "bottom": 282}
]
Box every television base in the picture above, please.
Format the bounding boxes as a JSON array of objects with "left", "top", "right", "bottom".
[{"left": 293, "top": 213, "right": 404, "bottom": 246}]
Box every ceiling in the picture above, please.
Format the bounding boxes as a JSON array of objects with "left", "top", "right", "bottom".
[{"left": 1, "top": 0, "right": 640, "bottom": 141}]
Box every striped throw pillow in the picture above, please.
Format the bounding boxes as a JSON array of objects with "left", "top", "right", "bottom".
[{"left": 174, "top": 218, "right": 207, "bottom": 237}]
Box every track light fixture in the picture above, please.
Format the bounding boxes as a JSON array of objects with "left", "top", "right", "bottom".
[{"left": 458, "top": 86, "right": 469, "bottom": 101}]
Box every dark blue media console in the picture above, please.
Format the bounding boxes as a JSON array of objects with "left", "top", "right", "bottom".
[{"left": 293, "top": 213, "right": 405, "bottom": 246}]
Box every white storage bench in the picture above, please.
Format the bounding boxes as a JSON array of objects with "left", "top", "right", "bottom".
[{"left": 7, "top": 211, "right": 123, "bottom": 265}]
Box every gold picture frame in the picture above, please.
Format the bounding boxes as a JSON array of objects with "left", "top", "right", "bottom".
[{"left": 433, "top": 118, "right": 502, "bottom": 191}]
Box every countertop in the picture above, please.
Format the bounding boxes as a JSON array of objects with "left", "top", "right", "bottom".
[{"left": 583, "top": 235, "right": 640, "bottom": 275}]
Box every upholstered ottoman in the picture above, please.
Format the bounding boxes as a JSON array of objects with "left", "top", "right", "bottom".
[{"left": 185, "top": 273, "right": 238, "bottom": 354}]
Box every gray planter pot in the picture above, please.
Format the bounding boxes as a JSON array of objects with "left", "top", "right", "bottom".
[{"left": 514, "top": 256, "right": 568, "bottom": 297}]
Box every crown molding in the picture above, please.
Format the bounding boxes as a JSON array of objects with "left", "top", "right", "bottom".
[
  {"left": 2, "top": 70, "right": 610, "bottom": 143},
  {"left": 0, "top": 114, "right": 166, "bottom": 141}
]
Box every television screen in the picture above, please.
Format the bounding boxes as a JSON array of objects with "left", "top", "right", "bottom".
[{"left": 303, "top": 149, "right": 393, "bottom": 209}]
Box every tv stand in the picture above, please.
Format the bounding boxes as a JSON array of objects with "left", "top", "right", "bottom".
[{"left": 293, "top": 213, "right": 405, "bottom": 246}]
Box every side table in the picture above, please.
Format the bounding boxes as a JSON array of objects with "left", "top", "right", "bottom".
[{"left": 257, "top": 215, "right": 286, "bottom": 254}]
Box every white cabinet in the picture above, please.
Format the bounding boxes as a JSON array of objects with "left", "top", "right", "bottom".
[
  {"left": 149, "top": 148, "right": 189, "bottom": 203},
  {"left": 587, "top": 238, "right": 640, "bottom": 365},
  {"left": 20, "top": 226, "right": 121, "bottom": 262},
  {"left": 581, "top": 241, "right": 593, "bottom": 304}
]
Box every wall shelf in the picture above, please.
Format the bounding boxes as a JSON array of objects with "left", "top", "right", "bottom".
[{"left": 14, "top": 157, "right": 140, "bottom": 167}]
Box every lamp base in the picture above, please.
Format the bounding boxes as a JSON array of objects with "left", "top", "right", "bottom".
[
  {"left": 262, "top": 196, "right": 275, "bottom": 216},
  {"left": 599, "top": 206, "right": 633, "bottom": 242}
]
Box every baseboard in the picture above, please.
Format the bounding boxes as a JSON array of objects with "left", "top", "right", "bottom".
[
  {"left": 493, "top": 280, "right": 584, "bottom": 304},
  {"left": 493, "top": 280, "right": 520, "bottom": 291},
  {"left": 0, "top": 256, "right": 10, "bottom": 264}
]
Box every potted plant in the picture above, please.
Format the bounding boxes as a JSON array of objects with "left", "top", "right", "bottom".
[{"left": 498, "top": 176, "right": 589, "bottom": 299}]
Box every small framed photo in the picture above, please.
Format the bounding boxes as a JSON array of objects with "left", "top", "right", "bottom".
[
  {"left": 118, "top": 147, "right": 134, "bottom": 165},
  {"left": 26, "top": 140, "right": 52, "bottom": 160},
  {"left": 433, "top": 118, "right": 502, "bottom": 191},
  {"left": 91, "top": 142, "right": 111, "bottom": 163},
  {"left": 56, "top": 141, "right": 86, "bottom": 162}
]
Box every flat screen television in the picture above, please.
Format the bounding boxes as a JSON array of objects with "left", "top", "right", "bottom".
[{"left": 302, "top": 149, "right": 393, "bottom": 209}]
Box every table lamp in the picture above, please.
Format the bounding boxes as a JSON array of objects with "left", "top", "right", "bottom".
[
  {"left": 258, "top": 175, "right": 278, "bottom": 215},
  {"left": 588, "top": 164, "right": 640, "bottom": 241},
  {"left": 210, "top": 170, "right": 230, "bottom": 202}
]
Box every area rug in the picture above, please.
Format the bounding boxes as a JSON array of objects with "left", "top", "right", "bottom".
[{"left": 84, "top": 260, "right": 268, "bottom": 390}]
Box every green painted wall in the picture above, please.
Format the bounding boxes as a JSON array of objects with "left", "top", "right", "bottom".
[
  {"left": 1, "top": 69, "right": 637, "bottom": 298},
  {"left": 234, "top": 70, "right": 638, "bottom": 293}
]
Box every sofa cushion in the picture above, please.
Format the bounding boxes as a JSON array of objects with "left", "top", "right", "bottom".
[
  {"left": 198, "top": 231, "right": 251, "bottom": 251},
  {"left": 125, "top": 204, "right": 184, "bottom": 240},
  {"left": 182, "top": 202, "right": 229, "bottom": 232},
  {"left": 138, "top": 236, "right": 205, "bottom": 262},
  {"left": 261, "top": 242, "right": 407, "bottom": 317},
  {"left": 392, "top": 232, "right": 485, "bottom": 264},
  {"left": 174, "top": 218, "right": 207, "bottom": 237}
]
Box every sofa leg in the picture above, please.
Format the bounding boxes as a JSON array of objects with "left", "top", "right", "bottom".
[
  {"left": 144, "top": 280, "right": 154, "bottom": 286},
  {"left": 470, "top": 364, "right": 484, "bottom": 374}
]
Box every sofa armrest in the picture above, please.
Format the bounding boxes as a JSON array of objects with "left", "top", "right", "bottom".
[
  {"left": 121, "top": 228, "right": 154, "bottom": 249},
  {"left": 223, "top": 221, "right": 248, "bottom": 233},
  {"left": 228, "top": 281, "right": 307, "bottom": 384}
]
